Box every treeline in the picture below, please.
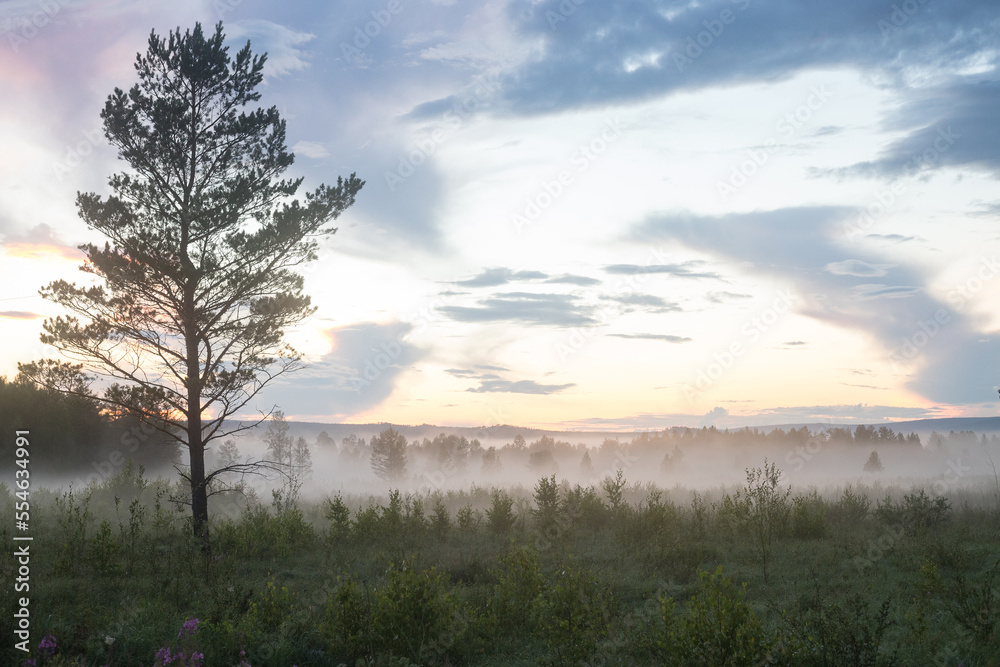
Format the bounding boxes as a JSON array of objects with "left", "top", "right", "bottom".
[
  {"left": 311, "top": 423, "right": 956, "bottom": 482},
  {"left": 0, "top": 376, "right": 179, "bottom": 475},
  {"left": 630, "top": 424, "right": 924, "bottom": 449}
]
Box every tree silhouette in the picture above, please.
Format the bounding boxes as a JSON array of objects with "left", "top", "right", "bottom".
[
  {"left": 864, "top": 450, "right": 884, "bottom": 472},
  {"left": 370, "top": 427, "right": 408, "bottom": 482},
  {"left": 18, "top": 22, "right": 363, "bottom": 548}
]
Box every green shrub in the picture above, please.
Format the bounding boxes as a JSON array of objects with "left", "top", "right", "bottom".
[
  {"left": 658, "top": 566, "right": 767, "bottom": 666},
  {"left": 486, "top": 488, "right": 516, "bottom": 536},
  {"left": 53, "top": 488, "right": 93, "bottom": 575},
  {"left": 90, "top": 519, "right": 120, "bottom": 576},
  {"left": 602, "top": 469, "right": 629, "bottom": 520},
  {"left": 215, "top": 501, "right": 316, "bottom": 558},
  {"left": 371, "top": 562, "right": 462, "bottom": 664},
  {"left": 490, "top": 545, "right": 545, "bottom": 631},
  {"left": 323, "top": 493, "right": 351, "bottom": 543},
  {"left": 875, "top": 489, "right": 951, "bottom": 535},
  {"left": 563, "top": 483, "right": 607, "bottom": 531},
  {"left": 626, "top": 488, "right": 681, "bottom": 545},
  {"left": 532, "top": 475, "right": 563, "bottom": 542},
  {"left": 404, "top": 493, "right": 427, "bottom": 536},
  {"left": 209, "top": 578, "right": 308, "bottom": 666},
  {"left": 836, "top": 485, "right": 871, "bottom": 524},
  {"left": 778, "top": 590, "right": 897, "bottom": 667},
  {"left": 945, "top": 559, "right": 999, "bottom": 650},
  {"left": 352, "top": 502, "right": 381, "bottom": 541},
  {"left": 322, "top": 575, "right": 372, "bottom": 661},
  {"left": 791, "top": 489, "right": 828, "bottom": 539},
  {"left": 535, "top": 563, "right": 611, "bottom": 665},
  {"left": 431, "top": 496, "right": 450, "bottom": 540},
  {"left": 456, "top": 504, "right": 480, "bottom": 534},
  {"left": 732, "top": 460, "right": 790, "bottom": 583}
]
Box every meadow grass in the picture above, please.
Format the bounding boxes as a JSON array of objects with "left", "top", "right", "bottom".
[{"left": 1, "top": 462, "right": 998, "bottom": 666}]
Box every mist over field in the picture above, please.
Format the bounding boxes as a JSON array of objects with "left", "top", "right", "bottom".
[{"left": 186, "top": 419, "right": 1000, "bottom": 503}]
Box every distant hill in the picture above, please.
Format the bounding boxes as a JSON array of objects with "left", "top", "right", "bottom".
[
  {"left": 236, "top": 421, "right": 633, "bottom": 444},
  {"left": 759, "top": 417, "right": 1000, "bottom": 434},
  {"left": 234, "top": 415, "right": 1000, "bottom": 444}
]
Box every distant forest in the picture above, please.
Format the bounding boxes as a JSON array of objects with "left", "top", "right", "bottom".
[
  {"left": 0, "top": 376, "right": 179, "bottom": 476},
  {"left": 327, "top": 422, "right": 996, "bottom": 483},
  {"left": 6, "top": 370, "right": 996, "bottom": 482}
]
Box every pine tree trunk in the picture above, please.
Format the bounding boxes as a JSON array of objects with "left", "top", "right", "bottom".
[
  {"left": 188, "top": 419, "right": 210, "bottom": 553},
  {"left": 184, "top": 275, "right": 210, "bottom": 552}
]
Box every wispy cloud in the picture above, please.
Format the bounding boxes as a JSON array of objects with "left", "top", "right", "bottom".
[
  {"left": 1, "top": 223, "right": 80, "bottom": 261},
  {"left": 608, "top": 333, "right": 692, "bottom": 343},
  {"left": 227, "top": 20, "right": 315, "bottom": 79},
  {"left": 253, "top": 321, "right": 425, "bottom": 419},
  {"left": 603, "top": 261, "right": 721, "bottom": 280},
  {"left": 629, "top": 205, "right": 1000, "bottom": 404},
  {"left": 466, "top": 379, "right": 574, "bottom": 394},
  {"left": 545, "top": 274, "right": 601, "bottom": 286},
  {"left": 439, "top": 292, "right": 595, "bottom": 326},
  {"left": 600, "top": 294, "right": 683, "bottom": 313},
  {"left": 826, "top": 259, "right": 894, "bottom": 278},
  {"left": 706, "top": 291, "right": 752, "bottom": 303},
  {"left": 453, "top": 267, "right": 548, "bottom": 287},
  {"left": 0, "top": 311, "right": 41, "bottom": 320}
]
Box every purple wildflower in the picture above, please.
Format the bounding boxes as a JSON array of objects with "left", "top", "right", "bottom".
[
  {"left": 178, "top": 618, "right": 200, "bottom": 638},
  {"left": 155, "top": 646, "right": 174, "bottom": 665},
  {"left": 38, "top": 635, "right": 57, "bottom": 657}
]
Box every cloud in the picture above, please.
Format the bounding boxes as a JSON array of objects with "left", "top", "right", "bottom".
[
  {"left": 474, "top": 363, "right": 509, "bottom": 372},
  {"left": 227, "top": 20, "right": 315, "bottom": 79},
  {"left": 0, "top": 311, "right": 41, "bottom": 320},
  {"left": 600, "top": 293, "right": 683, "bottom": 313},
  {"left": 749, "top": 404, "right": 942, "bottom": 424},
  {"left": 834, "top": 82, "right": 1000, "bottom": 179},
  {"left": 849, "top": 284, "right": 921, "bottom": 300},
  {"left": 453, "top": 267, "right": 548, "bottom": 287},
  {"left": 492, "top": 0, "right": 999, "bottom": 117},
  {"left": 560, "top": 403, "right": 945, "bottom": 430},
  {"left": 445, "top": 368, "right": 481, "bottom": 378},
  {"left": 628, "top": 205, "right": 999, "bottom": 405},
  {"left": 466, "top": 379, "right": 574, "bottom": 394},
  {"left": 1, "top": 223, "right": 80, "bottom": 261},
  {"left": 545, "top": 274, "right": 601, "bottom": 286},
  {"left": 972, "top": 201, "right": 1000, "bottom": 217},
  {"left": 449, "top": 364, "right": 572, "bottom": 395},
  {"left": 608, "top": 333, "right": 692, "bottom": 343},
  {"left": 603, "top": 261, "right": 721, "bottom": 279},
  {"left": 706, "top": 291, "right": 752, "bottom": 303},
  {"left": 291, "top": 140, "right": 329, "bottom": 158},
  {"left": 699, "top": 406, "right": 729, "bottom": 428},
  {"left": 439, "top": 292, "right": 596, "bottom": 326},
  {"left": 813, "top": 125, "right": 843, "bottom": 137},
  {"left": 252, "top": 321, "right": 425, "bottom": 419},
  {"left": 825, "top": 259, "right": 894, "bottom": 277},
  {"left": 866, "top": 233, "right": 919, "bottom": 244}
]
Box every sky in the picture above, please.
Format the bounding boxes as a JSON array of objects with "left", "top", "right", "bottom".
[{"left": 1, "top": 0, "right": 999, "bottom": 431}]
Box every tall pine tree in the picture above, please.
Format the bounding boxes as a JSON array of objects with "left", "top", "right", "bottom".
[{"left": 20, "top": 22, "right": 363, "bottom": 548}]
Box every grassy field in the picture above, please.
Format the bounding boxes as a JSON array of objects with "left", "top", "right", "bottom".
[{"left": 2, "top": 461, "right": 998, "bottom": 666}]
